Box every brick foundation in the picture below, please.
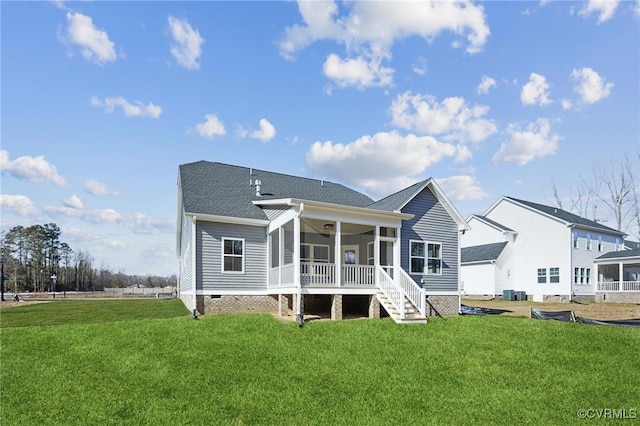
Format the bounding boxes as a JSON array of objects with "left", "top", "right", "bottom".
[
  {"left": 197, "top": 295, "right": 279, "bottom": 315},
  {"left": 595, "top": 292, "right": 640, "bottom": 303},
  {"left": 331, "top": 294, "right": 343, "bottom": 320},
  {"left": 425, "top": 295, "right": 460, "bottom": 317},
  {"left": 368, "top": 295, "right": 380, "bottom": 319}
]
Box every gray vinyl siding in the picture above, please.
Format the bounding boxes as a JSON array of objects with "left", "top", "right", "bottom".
[
  {"left": 401, "top": 188, "right": 459, "bottom": 292},
  {"left": 196, "top": 221, "right": 267, "bottom": 292}
]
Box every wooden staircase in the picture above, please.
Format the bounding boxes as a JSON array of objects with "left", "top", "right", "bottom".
[{"left": 377, "top": 291, "right": 427, "bottom": 324}]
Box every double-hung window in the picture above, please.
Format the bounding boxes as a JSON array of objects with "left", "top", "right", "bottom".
[
  {"left": 410, "top": 240, "right": 442, "bottom": 275},
  {"left": 597, "top": 236, "right": 603, "bottom": 252},
  {"left": 222, "top": 238, "right": 244, "bottom": 273},
  {"left": 574, "top": 267, "right": 591, "bottom": 285},
  {"left": 537, "top": 268, "right": 547, "bottom": 283},
  {"left": 586, "top": 234, "right": 592, "bottom": 250},
  {"left": 549, "top": 267, "right": 560, "bottom": 283},
  {"left": 573, "top": 232, "right": 579, "bottom": 249}
]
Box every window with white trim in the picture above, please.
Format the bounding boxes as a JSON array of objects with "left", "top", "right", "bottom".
[
  {"left": 367, "top": 242, "right": 374, "bottom": 265},
  {"left": 573, "top": 232, "right": 579, "bottom": 249},
  {"left": 597, "top": 236, "right": 603, "bottom": 252},
  {"left": 574, "top": 267, "right": 591, "bottom": 285},
  {"left": 615, "top": 238, "right": 621, "bottom": 251},
  {"left": 549, "top": 267, "right": 560, "bottom": 283},
  {"left": 586, "top": 234, "right": 592, "bottom": 250},
  {"left": 222, "top": 238, "right": 244, "bottom": 273},
  {"left": 537, "top": 268, "right": 547, "bottom": 283},
  {"left": 410, "top": 240, "right": 442, "bottom": 275}
]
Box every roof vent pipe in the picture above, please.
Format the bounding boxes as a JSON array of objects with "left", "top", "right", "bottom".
[{"left": 255, "top": 179, "right": 262, "bottom": 197}]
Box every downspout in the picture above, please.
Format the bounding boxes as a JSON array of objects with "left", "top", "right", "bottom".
[
  {"left": 295, "top": 203, "right": 304, "bottom": 327},
  {"left": 458, "top": 229, "right": 462, "bottom": 314}
]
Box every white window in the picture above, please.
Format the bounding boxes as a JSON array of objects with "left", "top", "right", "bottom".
[
  {"left": 597, "top": 236, "right": 603, "bottom": 252},
  {"left": 574, "top": 267, "right": 591, "bottom": 285},
  {"left": 410, "top": 240, "right": 442, "bottom": 275},
  {"left": 300, "top": 244, "right": 329, "bottom": 263},
  {"left": 367, "top": 242, "right": 374, "bottom": 265},
  {"left": 573, "top": 232, "right": 579, "bottom": 249},
  {"left": 549, "top": 267, "right": 560, "bottom": 283},
  {"left": 537, "top": 268, "right": 547, "bottom": 284},
  {"left": 616, "top": 238, "right": 621, "bottom": 251},
  {"left": 222, "top": 238, "right": 244, "bottom": 273},
  {"left": 586, "top": 234, "right": 592, "bottom": 250}
]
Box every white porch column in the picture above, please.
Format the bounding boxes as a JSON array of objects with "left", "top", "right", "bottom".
[
  {"left": 294, "top": 216, "right": 301, "bottom": 287},
  {"left": 278, "top": 226, "right": 284, "bottom": 286},
  {"left": 335, "top": 221, "right": 341, "bottom": 286},
  {"left": 619, "top": 261, "right": 624, "bottom": 290},
  {"left": 394, "top": 227, "right": 401, "bottom": 274},
  {"left": 374, "top": 226, "right": 380, "bottom": 286}
]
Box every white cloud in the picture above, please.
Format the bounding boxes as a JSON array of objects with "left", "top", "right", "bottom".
[
  {"left": 280, "top": 1, "right": 489, "bottom": 88},
  {"left": 520, "top": 73, "right": 552, "bottom": 106},
  {"left": 435, "top": 175, "right": 488, "bottom": 201},
  {"left": 64, "top": 195, "right": 84, "bottom": 210},
  {"left": 323, "top": 54, "right": 394, "bottom": 89},
  {"left": 250, "top": 119, "right": 277, "bottom": 142},
  {"left": 0, "top": 150, "right": 67, "bottom": 187},
  {"left": 412, "top": 57, "right": 428, "bottom": 76},
  {"left": 60, "top": 12, "right": 117, "bottom": 65},
  {"left": 561, "top": 99, "right": 573, "bottom": 110},
  {"left": 389, "top": 92, "right": 497, "bottom": 143},
  {"left": 571, "top": 67, "right": 613, "bottom": 104},
  {"left": 306, "top": 130, "right": 457, "bottom": 196},
  {"left": 477, "top": 75, "right": 497, "bottom": 95},
  {"left": 81, "top": 208, "right": 122, "bottom": 224},
  {"left": 91, "top": 96, "right": 162, "bottom": 118},
  {"left": 123, "top": 213, "right": 174, "bottom": 235},
  {"left": 0, "top": 195, "right": 38, "bottom": 216},
  {"left": 492, "top": 118, "right": 561, "bottom": 165},
  {"left": 168, "top": 15, "right": 204, "bottom": 70},
  {"left": 579, "top": 0, "right": 619, "bottom": 24},
  {"left": 192, "top": 114, "right": 226, "bottom": 139},
  {"left": 84, "top": 179, "right": 119, "bottom": 196}
]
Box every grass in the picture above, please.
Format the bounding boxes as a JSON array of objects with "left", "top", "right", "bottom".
[{"left": 1, "top": 300, "right": 639, "bottom": 425}]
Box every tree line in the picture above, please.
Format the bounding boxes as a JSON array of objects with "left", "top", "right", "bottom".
[{"left": 1, "top": 223, "right": 177, "bottom": 293}]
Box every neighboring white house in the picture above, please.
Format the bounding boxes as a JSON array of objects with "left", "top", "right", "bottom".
[
  {"left": 177, "top": 161, "right": 469, "bottom": 323},
  {"left": 461, "top": 197, "right": 628, "bottom": 302}
]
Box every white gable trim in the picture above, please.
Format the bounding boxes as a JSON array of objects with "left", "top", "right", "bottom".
[
  {"left": 187, "top": 212, "right": 269, "bottom": 227},
  {"left": 398, "top": 179, "right": 469, "bottom": 232}
]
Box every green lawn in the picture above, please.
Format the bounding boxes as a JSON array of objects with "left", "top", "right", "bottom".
[{"left": 1, "top": 300, "right": 638, "bottom": 425}]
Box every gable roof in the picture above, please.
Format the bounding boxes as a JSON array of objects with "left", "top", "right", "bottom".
[
  {"left": 503, "top": 197, "right": 625, "bottom": 236},
  {"left": 469, "top": 214, "right": 515, "bottom": 233},
  {"left": 461, "top": 242, "right": 508, "bottom": 264},
  {"left": 179, "top": 161, "right": 373, "bottom": 220},
  {"left": 368, "top": 178, "right": 469, "bottom": 231}
]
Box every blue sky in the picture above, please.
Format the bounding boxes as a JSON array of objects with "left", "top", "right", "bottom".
[{"left": 2, "top": 1, "right": 639, "bottom": 276}]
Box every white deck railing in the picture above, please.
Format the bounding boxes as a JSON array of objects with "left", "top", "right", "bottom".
[
  {"left": 377, "top": 266, "right": 404, "bottom": 317},
  {"left": 342, "top": 265, "right": 375, "bottom": 286},
  {"left": 598, "top": 281, "right": 640, "bottom": 291},
  {"left": 301, "top": 262, "right": 336, "bottom": 286},
  {"left": 397, "top": 267, "right": 426, "bottom": 316}
]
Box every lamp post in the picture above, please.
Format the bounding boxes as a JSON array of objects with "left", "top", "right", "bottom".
[
  {"left": 51, "top": 272, "right": 57, "bottom": 299},
  {"left": 1, "top": 257, "right": 5, "bottom": 302}
]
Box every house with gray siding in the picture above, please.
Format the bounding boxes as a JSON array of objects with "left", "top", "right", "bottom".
[
  {"left": 177, "top": 161, "right": 469, "bottom": 323},
  {"left": 461, "top": 197, "right": 630, "bottom": 302}
]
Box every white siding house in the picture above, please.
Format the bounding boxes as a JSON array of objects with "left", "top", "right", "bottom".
[{"left": 461, "top": 197, "right": 627, "bottom": 302}]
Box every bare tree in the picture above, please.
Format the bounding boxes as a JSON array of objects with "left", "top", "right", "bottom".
[{"left": 550, "top": 151, "right": 639, "bottom": 239}]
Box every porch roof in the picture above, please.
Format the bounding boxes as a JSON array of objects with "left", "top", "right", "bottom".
[
  {"left": 253, "top": 198, "right": 413, "bottom": 221},
  {"left": 595, "top": 249, "right": 640, "bottom": 262}
]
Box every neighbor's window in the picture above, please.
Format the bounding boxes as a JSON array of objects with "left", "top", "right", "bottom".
[
  {"left": 597, "top": 236, "right": 603, "bottom": 252},
  {"left": 222, "top": 238, "right": 244, "bottom": 273},
  {"left": 537, "top": 268, "right": 547, "bottom": 283},
  {"left": 573, "top": 232, "right": 579, "bottom": 249},
  {"left": 586, "top": 234, "right": 592, "bottom": 250},
  {"left": 550, "top": 267, "right": 560, "bottom": 283},
  {"left": 574, "top": 267, "right": 579, "bottom": 284},
  {"left": 585, "top": 268, "right": 591, "bottom": 285},
  {"left": 615, "top": 238, "right": 621, "bottom": 251}
]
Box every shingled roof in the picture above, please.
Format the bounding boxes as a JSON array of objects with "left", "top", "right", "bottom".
[
  {"left": 367, "top": 180, "right": 427, "bottom": 211},
  {"left": 461, "top": 242, "right": 508, "bottom": 264},
  {"left": 505, "top": 197, "right": 624, "bottom": 236},
  {"left": 469, "top": 215, "right": 515, "bottom": 233},
  {"left": 179, "top": 161, "right": 374, "bottom": 220},
  {"left": 595, "top": 249, "right": 640, "bottom": 260}
]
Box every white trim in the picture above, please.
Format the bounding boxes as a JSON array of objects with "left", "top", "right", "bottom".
[
  {"left": 254, "top": 198, "right": 413, "bottom": 221},
  {"left": 187, "top": 212, "right": 269, "bottom": 227},
  {"left": 409, "top": 239, "right": 443, "bottom": 275},
  {"left": 342, "top": 245, "right": 360, "bottom": 265}
]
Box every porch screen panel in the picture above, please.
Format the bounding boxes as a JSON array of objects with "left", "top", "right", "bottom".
[
  {"left": 270, "top": 230, "right": 279, "bottom": 268},
  {"left": 283, "top": 221, "right": 294, "bottom": 265}
]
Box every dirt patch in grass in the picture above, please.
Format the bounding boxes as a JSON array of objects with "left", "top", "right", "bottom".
[{"left": 462, "top": 299, "right": 640, "bottom": 320}]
